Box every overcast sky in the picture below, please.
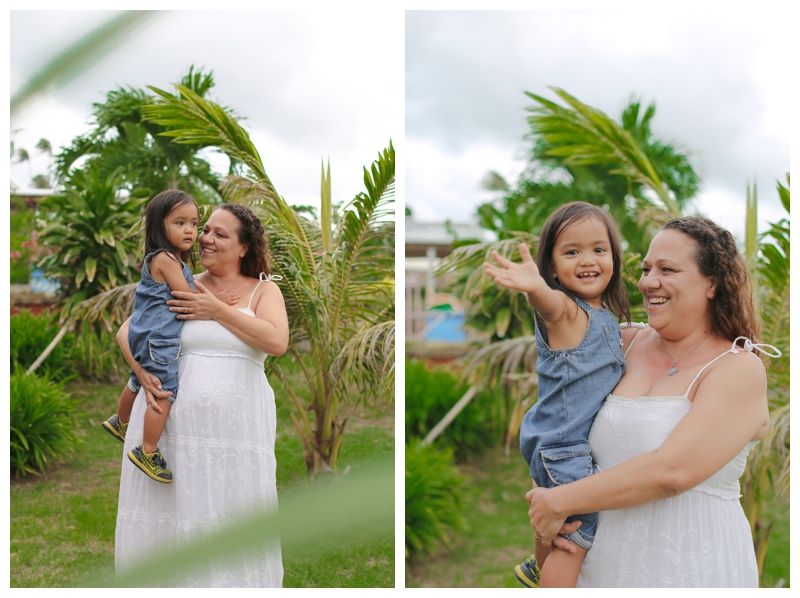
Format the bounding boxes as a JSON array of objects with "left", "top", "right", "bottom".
[
  {"left": 406, "top": 10, "right": 791, "bottom": 241},
  {"left": 9, "top": 10, "right": 400, "bottom": 211}
]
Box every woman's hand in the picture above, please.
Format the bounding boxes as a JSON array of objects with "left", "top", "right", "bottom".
[
  {"left": 168, "top": 280, "right": 224, "bottom": 320},
  {"left": 134, "top": 366, "right": 172, "bottom": 414},
  {"left": 526, "top": 487, "right": 576, "bottom": 551}
]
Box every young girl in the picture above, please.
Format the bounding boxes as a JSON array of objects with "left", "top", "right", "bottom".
[
  {"left": 483, "top": 202, "right": 631, "bottom": 587},
  {"left": 101, "top": 190, "right": 238, "bottom": 482}
]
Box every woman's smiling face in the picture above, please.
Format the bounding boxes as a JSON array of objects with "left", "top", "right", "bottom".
[
  {"left": 198, "top": 209, "right": 247, "bottom": 273},
  {"left": 639, "top": 228, "right": 715, "bottom": 330}
]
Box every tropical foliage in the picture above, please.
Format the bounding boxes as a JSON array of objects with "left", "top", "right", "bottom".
[
  {"left": 55, "top": 66, "right": 224, "bottom": 204},
  {"left": 36, "top": 164, "right": 146, "bottom": 315},
  {"left": 10, "top": 198, "right": 36, "bottom": 284},
  {"left": 742, "top": 175, "right": 790, "bottom": 584}
]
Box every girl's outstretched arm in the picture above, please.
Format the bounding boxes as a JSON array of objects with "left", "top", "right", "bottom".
[{"left": 483, "top": 242, "right": 571, "bottom": 324}]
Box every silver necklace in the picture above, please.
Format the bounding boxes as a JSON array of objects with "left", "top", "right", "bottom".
[
  {"left": 207, "top": 273, "right": 240, "bottom": 293},
  {"left": 657, "top": 332, "right": 711, "bottom": 376}
]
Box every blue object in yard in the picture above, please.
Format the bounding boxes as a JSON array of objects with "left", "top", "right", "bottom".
[
  {"left": 425, "top": 312, "right": 467, "bottom": 342},
  {"left": 30, "top": 269, "right": 61, "bottom": 294}
]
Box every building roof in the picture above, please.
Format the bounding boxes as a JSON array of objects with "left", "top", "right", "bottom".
[{"left": 405, "top": 216, "right": 495, "bottom": 246}]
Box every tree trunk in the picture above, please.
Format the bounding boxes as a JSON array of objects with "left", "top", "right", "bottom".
[{"left": 26, "top": 323, "right": 70, "bottom": 375}]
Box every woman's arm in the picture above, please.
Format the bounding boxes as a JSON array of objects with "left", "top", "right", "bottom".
[
  {"left": 168, "top": 280, "right": 289, "bottom": 356},
  {"left": 116, "top": 317, "right": 174, "bottom": 412},
  {"left": 527, "top": 350, "right": 769, "bottom": 545}
]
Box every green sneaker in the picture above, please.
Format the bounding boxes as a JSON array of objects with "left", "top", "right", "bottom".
[
  {"left": 128, "top": 444, "right": 173, "bottom": 483},
  {"left": 514, "top": 555, "right": 541, "bottom": 588},
  {"left": 102, "top": 414, "right": 128, "bottom": 442}
]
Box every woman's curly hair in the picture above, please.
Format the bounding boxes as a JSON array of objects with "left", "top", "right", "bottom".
[
  {"left": 217, "top": 203, "right": 270, "bottom": 279},
  {"left": 662, "top": 216, "right": 761, "bottom": 344}
]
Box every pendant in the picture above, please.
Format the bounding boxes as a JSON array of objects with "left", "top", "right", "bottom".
[{"left": 668, "top": 365, "right": 677, "bottom": 376}]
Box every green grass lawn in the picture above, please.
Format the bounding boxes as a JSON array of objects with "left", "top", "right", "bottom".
[
  {"left": 406, "top": 448, "right": 790, "bottom": 588},
  {"left": 10, "top": 380, "right": 394, "bottom": 588}
]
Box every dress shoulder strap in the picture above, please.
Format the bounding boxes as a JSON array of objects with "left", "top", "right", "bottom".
[
  {"left": 621, "top": 322, "right": 648, "bottom": 358},
  {"left": 682, "top": 337, "right": 782, "bottom": 399},
  {"left": 246, "top": 272, "right": 284, "bottom": 311}
]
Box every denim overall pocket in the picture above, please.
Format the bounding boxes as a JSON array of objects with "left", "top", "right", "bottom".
[
  {"left": 148, "top": 337, "right": 181, "bottom": 365},
  {"left": 540, "top": 441, "right": 594, "bottom": 486}
]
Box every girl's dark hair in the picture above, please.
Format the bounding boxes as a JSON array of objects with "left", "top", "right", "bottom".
[
  {"left": 217, "top": 203, "right": 270, "bottom": 278},
  {"left": 535, "top": 201, "right": 631, "bottom": 325},
  {"left": 143, "top": 190, "right": 198, "bottom": 268},
  {"left": 662, "top": 216, "right": 761, "bottom": 343}
]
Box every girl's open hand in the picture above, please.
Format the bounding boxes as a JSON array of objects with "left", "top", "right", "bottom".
[
  {"left": 168, "top": 280, "right": 224, "bottom": 320},
  {"left": 483, "top": 243, "right": 543, "bottom": 293}
]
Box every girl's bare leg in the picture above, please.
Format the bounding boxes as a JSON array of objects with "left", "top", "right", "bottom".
[
  {"left": 142, "top": 399, "right": 172, "bottom": 454},
  {"left": 531, "top": 479, "right": 551, "bottom": 567},
  {"left": 530, "top": 476, "right": 586, "bottom": 588},
  {"left": 540, "top": 543, "right": 586, "bottom": 588},
  {"left": 116, "top": 385, "right": 138, "bottom": 423}
]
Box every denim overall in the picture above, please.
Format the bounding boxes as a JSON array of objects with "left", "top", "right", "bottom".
[
  {"left": 520, "top": 296, "right": 625, "bottom": 549},
  {"left": 127, "top": 250, "right": 195, "bottom": 403}
]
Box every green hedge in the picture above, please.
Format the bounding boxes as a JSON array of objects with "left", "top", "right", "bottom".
[
  {"left": 405, "top": 438, "right": 466, "bottom": 560},
  {"left": 10, "top": 369, "right": 82, "bottom": 478}
]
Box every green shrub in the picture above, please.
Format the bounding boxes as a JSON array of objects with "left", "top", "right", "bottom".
[
  {"left": 405, "top": 438, "right": 467, "bottom": 560},
  {"left": 10, "top": 369, "right": 82, "bottom": 478},
  {"left": 405, "top": 359, "right": 500, "bottom": 459}
]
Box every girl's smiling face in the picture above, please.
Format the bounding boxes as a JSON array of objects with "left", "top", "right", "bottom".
[
  {"left": 198, "top": 209, "right": 247, "bottom": 273},
  {"left": 550, "top": 216, "right": 614, "bottom": 308}
]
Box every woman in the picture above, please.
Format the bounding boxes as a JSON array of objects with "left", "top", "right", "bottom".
[
  {"left": 115, "top": 203, "right": 288, "bottom": 587},
  {"left": 526, "top": 216, "right": 780, "bottom": 587}
]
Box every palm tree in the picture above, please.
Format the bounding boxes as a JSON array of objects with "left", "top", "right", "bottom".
[
  {"left": 55, "top": 66, "right": 223, "bottom": 204},
  {"left": 479, "top": 88, "right": 699, "bottom": 257},
  {"left": 741, "top": 175, "right": 790, "bottom": 585},
  {"left": 69, "top": 84, "right": 395, "bottom": 474}
]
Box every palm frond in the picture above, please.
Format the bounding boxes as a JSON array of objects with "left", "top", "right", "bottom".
[
  {"left": 328, "top": 144, "right": 395, "bottom": 335},
  {"left": 460, "top": 335, "right": 539, "bottom": 391},
  {"left": 11, "top": 12, "right": 160, "bottom": 114},
  {"left": 62, "top": 282, "right": 137, "bottom": 332},
  {"left": 145, "top": 86, "right": 317, "bottom": 272},
  {"left": 526, "top": 87, "right": 681, "bottom": 216},
  {"left": 331, "top": 320, "right": 395, "bottom": 402}
]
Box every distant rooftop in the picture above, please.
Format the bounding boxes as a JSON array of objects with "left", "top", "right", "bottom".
[
  {"left": 405, "top": 216, "right": 495, "bottom": 246},
  {"left": 10, "top": 183, "right": 57, "bottom": 197}
]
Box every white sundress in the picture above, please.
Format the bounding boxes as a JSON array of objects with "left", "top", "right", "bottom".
[
  {"left": 577, "top": 328, "right": 779, "bottom": 588},
  {"left": 115, "top": 273, "right": 284, "bottom": 587}
]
